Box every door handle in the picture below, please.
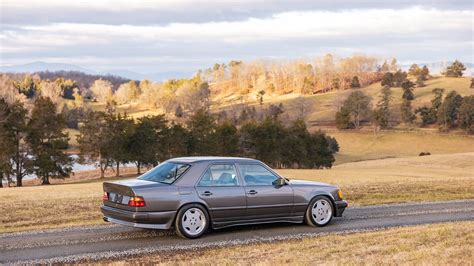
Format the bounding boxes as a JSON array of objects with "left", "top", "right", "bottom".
[
  {"left": 201, "top": 191, "right": 213, "bottom": 196},
  {"left": 247, "top": 190, "right": 258, "bottom": 195}
]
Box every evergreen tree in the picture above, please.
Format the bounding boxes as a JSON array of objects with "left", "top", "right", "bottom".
[
  {"left": 253, "top": 117, "right": 286, "bottom": 167},
  {"left": 437, "top": 90, "right": 463, "bottom": 131},
  {"left": 306, "top": 131, "right": 335, "bottom": 169},
  {"left": 186, "top": 109, "right": 218, "bottom": 155},
  {"left": 421, "top": 65, "right": 430, "bottom": 79},
  {"left": 381, "top": 72, "right": 393, "bottom": 87},
  {"left": 107, "top": 113, "right": 135, "bottom": 176},
  {"left": 257, "top": 90, "right": 265, "bottom": 105},
  {"left": 416, "top": 75, "right": 425, "bottom": 87},
  {"left": 27, "top": 97, "right": 72, "bottom": 185},
  {"left": 372, "top": 86, "right": 392, "bottom": 129},
  {"left": 77, "top": 111, "right": 111, "bottom": 178},
  {"left": 393, "top": 70, "right": 408, "bottom": 87},
  {"left": 444, "top": 60, "right": 466, "bottom": 77},
  {"left": 128, "top": 115, "right": 167, "bottom": 174},
  {"left": 165, "top": 123, "right": 189, "bottom": 158},
  {"left": 400, "top": 99, "right": 415, "bottom": 125},
  {"left": 415, "top": 88, "right": 444, "bottom": 127},
  {"left": 458, "top": 96, "right": 474, "bottom": 134},
  {"left": 3, "top": 101, "right": 32, "bottom": 186},
  {"left": 0, "top": 100, "right": 14, "bottom": 187},
  {"left": 332, "top": 78, "right": 341, "bottom": 90},
  {"left": 239, "top": 121, "right": 259, "bottom": 157},
  {"left": 325, "top": 136, "right": 339, "bottom": 153},
  {"left": 335, "top": 106, "right": 352, "bottom": 129},
  {"left": 281, "top": 119, "right": 309, "bottom": 168},
  {"left": 401, "top": 80, "right": 415, "bottom": 100},
  {"left": 350, "top": 76, "right": 361, "bottom": 89},
  {"left": 175, "top": 105, "right": 184, "bottom": 118},
  {"left": 215, "top": 121, "right": 239, "bottom": 156}
]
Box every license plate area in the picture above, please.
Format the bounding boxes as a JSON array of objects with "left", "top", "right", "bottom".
[{"left": 108, "top": 192, "right": 130, "bottom": 205}]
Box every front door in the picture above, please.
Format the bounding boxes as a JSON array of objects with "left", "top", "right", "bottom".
[
  {"left": 238, "top": 163, "right": 294, "bottom": 220},
  {"left": 195, "top": 163, "right": 247, "bottom": 223}
]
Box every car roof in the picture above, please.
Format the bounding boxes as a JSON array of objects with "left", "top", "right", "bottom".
[{"left": 168, "top": 156, "right": 260, "bottom": 164}]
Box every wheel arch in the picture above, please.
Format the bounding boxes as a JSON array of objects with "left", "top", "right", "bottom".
[
  {"left": 307, "top": 191, "right": 337, "bottom": 214},
  {"left": 173, "top": 201, "right": 212, "bottom": 227}
]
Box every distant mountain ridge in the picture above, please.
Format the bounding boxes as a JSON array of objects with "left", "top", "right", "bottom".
[
  {"left": 1, "top": 61, "right": 96, "bottom": 75},
  {"left": 0, "top": 61, "right": 192, "bottom": 81},
  {"left": 2, "top": 61, "right": 472, "bottom": 81}
]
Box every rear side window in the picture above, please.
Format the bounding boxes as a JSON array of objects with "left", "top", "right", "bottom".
[
  {"left": 198, "top": 164, "right": 239, "bottom": 187},
  {"left": 139, "top": 162, "right": 190, "bottom": 184},
  {"left": 239, "top": 164, "right": 279, "bottom": 186}
]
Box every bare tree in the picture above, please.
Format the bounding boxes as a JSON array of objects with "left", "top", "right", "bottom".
[
  {"left": 90, "top": 79, "right": 113, "bottom": 103},
  {"left": 39, "top": 80, "right": 62, "bottom": 104}
]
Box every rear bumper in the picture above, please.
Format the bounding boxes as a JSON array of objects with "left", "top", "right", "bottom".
[
  {"left": 100, "top": 204, "right": 176, "bottom": 230},
  {"left": 334, "top": 200, "right": 348, "bottom": 217}
]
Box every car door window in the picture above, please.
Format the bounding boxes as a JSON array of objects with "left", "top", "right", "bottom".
[
  {"left": 239, "top": 164, "right": 279, "bottom": 186},
  {"left": 198, "top": 164, "right": 239, "bottom": 187}
]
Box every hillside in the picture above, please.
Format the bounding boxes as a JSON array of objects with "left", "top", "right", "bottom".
[
  {"left": 212, "top": 76, "right": 473, "bottom": 129},
  {"left": 64, "top": 76, "right": 474, "bottom": 164}
]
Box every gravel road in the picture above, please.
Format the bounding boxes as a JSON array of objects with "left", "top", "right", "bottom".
[{"left": 1, "top": 200, "right": 473, "bottom": 264}]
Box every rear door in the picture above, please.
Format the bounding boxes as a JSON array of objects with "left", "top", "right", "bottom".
[
  {"left": 238, "top": 163, "right": 294, "bottom": 220},
  {"left": 195, "top": 163, "right": 247, "bottom": 223}
]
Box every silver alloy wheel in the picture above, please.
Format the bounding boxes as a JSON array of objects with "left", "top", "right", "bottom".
[
  {"left": 311, "top": 199, "right": 332, "bottom": 225},
  {"left": 181, "top": 207, "right": 206, "bottom": 236}
]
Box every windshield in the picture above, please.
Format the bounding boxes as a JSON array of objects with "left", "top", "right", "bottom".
[{"left": 138, "top": 162, "right": 191, "bottom": 184}]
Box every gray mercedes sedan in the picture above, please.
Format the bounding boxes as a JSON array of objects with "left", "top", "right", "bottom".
[{"left": 101, "top": 157, "right": 347, "bottom": 239}]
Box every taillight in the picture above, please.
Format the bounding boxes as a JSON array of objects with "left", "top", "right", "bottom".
[
  {"left": 128, "top": 196, "right": 146, "bottom": 207},
  {"left": 102, "top": 192, "right": 108, "bottom": 201}
]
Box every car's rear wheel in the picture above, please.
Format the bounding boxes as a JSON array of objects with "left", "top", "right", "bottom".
[
  {"left": 305, "top": 196, "right": 334, "bottom": 227},
  {"left": 175, "top": 204, "right": 209, "bottom": 239}
]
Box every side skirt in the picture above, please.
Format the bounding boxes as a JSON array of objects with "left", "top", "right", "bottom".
[{"left": 211, "top": 216, "right": 304, "bottom": 230}]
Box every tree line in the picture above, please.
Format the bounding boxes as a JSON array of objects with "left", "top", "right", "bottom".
[
  {"left": 0, "top": 97, "right": 338, "bottom": 187},
  {"left": 78, "top": 108, "right": 338, "bottom": 179},
  {"left": 335, "top": 61, "right": 473, "bottom": 133}
]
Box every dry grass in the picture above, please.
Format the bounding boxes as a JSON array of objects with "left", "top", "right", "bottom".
[
  {"left": 116, "top": 221, "right": 473, "bottom": 265},
  {"left": 327, "top": 130, "right": 474, "bottom": 164},
  {"left": 277, "top": 152, "right": 474, "bottom": 206},
  {"left": 1, "top": 152, "right": 473, "bottom": 233},
  {"left": 0, "top": 181, "right": 104, "bottom": 233}
]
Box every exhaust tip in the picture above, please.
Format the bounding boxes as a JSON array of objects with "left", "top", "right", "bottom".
[{"left": 103, "top": 217, "right": 109, "bottom": 222}]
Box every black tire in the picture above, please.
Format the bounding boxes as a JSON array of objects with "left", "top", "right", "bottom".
[
  {"left": 305, "top": 195, "right": 334, "bottom": 227},
  {"left": 175, "top": 204, "right": 210, "bottom": 239}
]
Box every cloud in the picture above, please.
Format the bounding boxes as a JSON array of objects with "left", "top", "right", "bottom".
[
  {"left": 1, "top": 0, "right": 472, "bottom": 25},
  {"left": 0, "top": 3, "right": 472, "bottom": 74}
]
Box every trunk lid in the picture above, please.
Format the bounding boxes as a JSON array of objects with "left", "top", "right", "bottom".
[{"left": 102, "top": 179, "right": 161, "bottom": 210}]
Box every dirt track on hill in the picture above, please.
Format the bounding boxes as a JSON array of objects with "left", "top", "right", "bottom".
[{"left": 1, "top": 200, "right": 473, "bottom": 264}]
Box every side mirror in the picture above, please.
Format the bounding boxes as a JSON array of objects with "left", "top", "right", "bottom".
[{"left": 273, "top": 178, "right": 287, "bottom": 187}]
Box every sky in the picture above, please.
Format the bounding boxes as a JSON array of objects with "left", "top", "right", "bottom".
[{"left": 0, "top": 0, "right": 472, "bottom": 76}]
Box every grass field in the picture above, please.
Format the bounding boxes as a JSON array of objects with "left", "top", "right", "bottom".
[
  {"left": 1, "top": 152, "right": 472, "bottom": 233},
  {"left": 327, "top": 130, "right": 474, "bottom": 164},
  {"left": 115, "top": 221, "right": 473, "bottom": 265}
]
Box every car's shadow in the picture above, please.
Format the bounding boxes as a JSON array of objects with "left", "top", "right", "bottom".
[{"left": 140, "top": 218, "right": 343, "bottom": 239}]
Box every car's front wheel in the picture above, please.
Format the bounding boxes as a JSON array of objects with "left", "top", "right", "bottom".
[
  {"left": 175, "top": 204, "right": 210, "bottom": 239},
  {"left": 305, "top": 196, "right": 334, "bottom": 227}
]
